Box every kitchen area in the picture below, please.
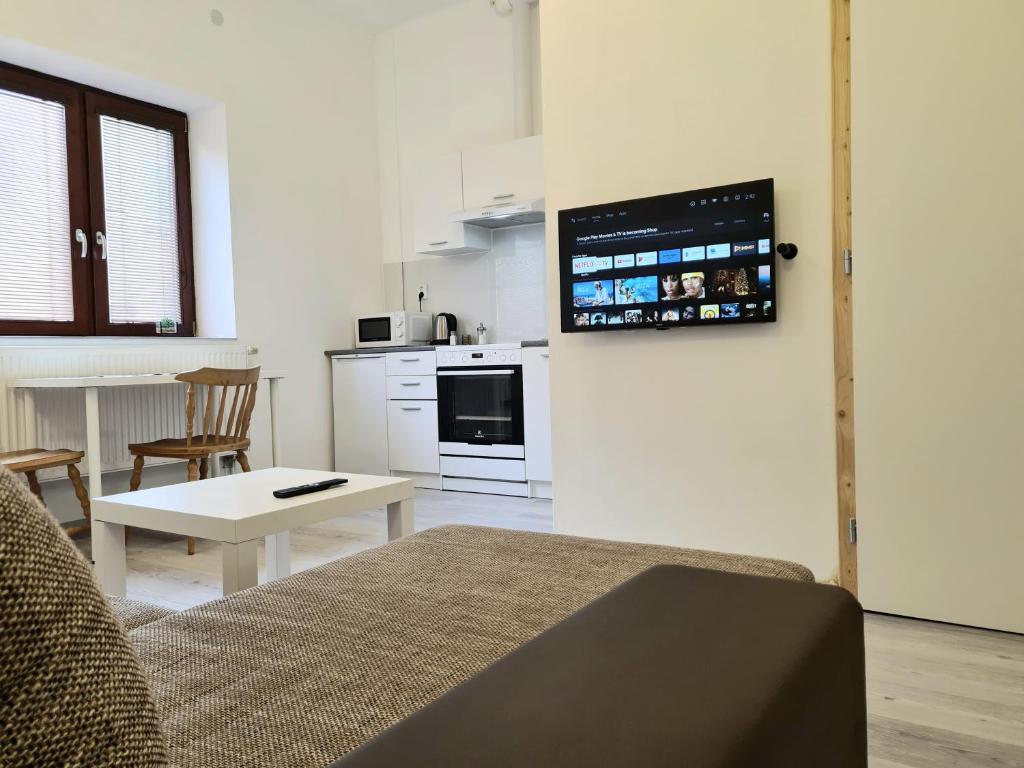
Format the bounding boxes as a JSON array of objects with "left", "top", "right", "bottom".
[
  {"left": 327, "top": 2, "right": 550, "bottom": 502},
  {"left": 326, "top": 131, "right": 551, "bottom": 500}
]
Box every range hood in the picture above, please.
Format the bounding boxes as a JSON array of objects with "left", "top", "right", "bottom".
[{"left": 450, "top": 198, "right": 545, "bottom": 229}]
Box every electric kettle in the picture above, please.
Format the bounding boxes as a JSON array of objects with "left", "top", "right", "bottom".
[{"left": 432, "top": 313, "right": 457, "bottom": 344}]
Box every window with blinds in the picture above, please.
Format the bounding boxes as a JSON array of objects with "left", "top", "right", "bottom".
[
  {"left": 0, "top": 88, "right": 74, "bottom": 323},
  {"left": 99, "top": 115, "right": 182, "bottom": 325},
  {"left": 0, "top": 61, "right": 194, "bottom": 336}
]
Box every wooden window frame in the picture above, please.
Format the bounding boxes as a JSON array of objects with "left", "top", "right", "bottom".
[
  {"left": 0, "top": 64, "right": 92, "bottom": 336},
  {"left": 0, "top": 61, "right": 196, "bottom": 337}
]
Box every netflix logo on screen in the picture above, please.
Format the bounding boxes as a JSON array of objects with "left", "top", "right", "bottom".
[{"left": 572, "top": 255, "right": 613, "bottom": 275}]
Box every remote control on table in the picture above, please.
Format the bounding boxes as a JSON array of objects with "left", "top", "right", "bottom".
[{"left": 273, "top": 478, "right": 348, "bottom": 499}]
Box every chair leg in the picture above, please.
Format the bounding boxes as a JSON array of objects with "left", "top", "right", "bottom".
[
  {"left": 126, "top": 454, "right": 146, "bottom": 545},
  {"left": 186, "top": 459, "right": 199, "bottom": 556},
  {"left": 199, "top": 457, "right": 209, "bottom": 480},
  {"left": 236, "top": 451, "right": 251, "bottom": 473},
  {"left": 65, "top": 463, "right": 91, "bottom": 538},
  {"left": 130, "top": 455, "right": 145, "bottom": 491},
  {"left": 24, "top": 470, "right": 44, "bottom": 504}
]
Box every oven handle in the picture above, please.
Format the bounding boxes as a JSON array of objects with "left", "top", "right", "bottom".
[{"left": 437, "top": 369, "right": 515, "bottom": 376}]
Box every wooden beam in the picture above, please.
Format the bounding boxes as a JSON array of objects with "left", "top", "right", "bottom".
[{"left": 831, "top": 0, "right": 857, "bottom": 595}]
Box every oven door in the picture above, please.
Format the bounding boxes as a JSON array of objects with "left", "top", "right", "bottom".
[{"left": 437, "top": 366, "right": 524, "bottom": 446}]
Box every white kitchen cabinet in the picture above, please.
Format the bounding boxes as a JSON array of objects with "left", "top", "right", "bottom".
[
  {"left": 387, "top": 400, "right": 440, "bottom": 474},
  {"left": 412, "top": 152, "right": 491, "bottom": 257},
  {"left": 523, "top": 346, "right": 552, "bottom": 496},
  {"left": 386, "top": 375, "right": 437, "bottom": 400},
  {"left": 461, "top": 135, "right": 544, "bottom": 211},
  {"left": 385, "top": 350, "right": 437, "bottom": 376},
  {"left": 331, "top": 355, "right": 389, "bottom": 475}
]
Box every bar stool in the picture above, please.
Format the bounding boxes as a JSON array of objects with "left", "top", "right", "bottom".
[{"left": 0, "top": 449, "right": 91, "bottom": 537}]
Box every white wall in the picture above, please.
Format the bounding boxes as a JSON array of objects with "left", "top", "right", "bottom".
[
  {"left": 0, "top": 0, "right": 383, "bottom": 471},
  {"left": 541, "top": 0, "right": 837, "bottom": 578}
]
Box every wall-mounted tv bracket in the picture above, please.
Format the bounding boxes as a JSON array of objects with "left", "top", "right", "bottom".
[{"left": 776, "top": 243, "right": 799, "bottom": 260}]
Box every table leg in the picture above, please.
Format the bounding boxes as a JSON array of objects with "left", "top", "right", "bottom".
[
  {"left": 84, "top": 386, "right": 103, "bottom": 499},
  {"left": 222, "top": 540, "right": 259, "bottom": 595},
  {"left": 265, "top": 531, "right": 291, "bottom": 581},
  {"left": 269, "top": 377, "right": 282, "bottom": 467},
  {"left": 92, "top": 519, "right": 127, "bottom": 597},
  {"left": 386, "top": 497, "right": 414, "bottom": 541},
  {"left": 19, "top": 387, "right": 37, "bottom": 448}
]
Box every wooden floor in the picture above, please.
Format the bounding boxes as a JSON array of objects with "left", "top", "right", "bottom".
[{"left": 75, "top": 488, "right": 1024, "bottom": 767}]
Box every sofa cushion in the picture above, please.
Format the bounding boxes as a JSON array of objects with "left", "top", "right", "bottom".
[
  {"left": 0, "top": 467, "right": 168, "bottom": 767},
  {"left": 331, "top": 564, "right": 866, "bottom": 768},
  {"left": 130, "top": 523, "right": 813, "bottom": 767},
  {"left": 108, "top": 596, "right": 177, "bottom": 632}
]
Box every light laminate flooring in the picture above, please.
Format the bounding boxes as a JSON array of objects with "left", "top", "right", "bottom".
[{"left": 74, "top": 488, "right": 1024, "bottom": 767}]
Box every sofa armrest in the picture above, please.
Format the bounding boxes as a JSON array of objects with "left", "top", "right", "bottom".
[{"left": 331, "top": 564, "right": 866, "bottom": 768}]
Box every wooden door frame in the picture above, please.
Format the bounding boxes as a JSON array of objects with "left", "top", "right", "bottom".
[{"left": 831, "top": 0, "right": 857, "bottom": 594}]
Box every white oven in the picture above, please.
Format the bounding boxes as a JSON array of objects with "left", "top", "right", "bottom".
[
  {"left": 436, "top": 344, "right": 527, "bottom": 496},
  {"left": 354, "top": 312, "right": 432, "bottom": 348}
]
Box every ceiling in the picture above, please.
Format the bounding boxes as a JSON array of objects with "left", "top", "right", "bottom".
[{"left": 329, "top": 0, "right": 473, "bottom": 31}]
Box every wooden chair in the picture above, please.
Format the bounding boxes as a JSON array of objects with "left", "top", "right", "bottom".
[
  {"left": 0, "top": 449, "right": 92, "bottom": 537},
  {"left": 128, "top": 366, "right": 261, "bottom": 555}
]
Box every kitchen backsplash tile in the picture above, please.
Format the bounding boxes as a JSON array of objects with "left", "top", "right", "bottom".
[{"left": 401, "top": 223, "right": 546, "bottom": 342}]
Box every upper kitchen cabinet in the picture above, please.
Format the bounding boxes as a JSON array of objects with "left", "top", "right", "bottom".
[
  {"left": 412, "top": 152, "right": 492, "bottom": 257},
  {"left": 461, "top": 135, "right": 544, "bottom": 210}
]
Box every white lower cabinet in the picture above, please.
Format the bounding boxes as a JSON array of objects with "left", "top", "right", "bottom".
[
  {"left": 387, "top": 400, "right": 439, "bottom": 474},
  {"left": 331, "top": 356, "right": 389, "bottom": 475},
  {"left": 333, "top": 347, "right": 551, "bottom": 497},
  {"left": 522, "top": 347, "right": 552, "bottom": 493}
]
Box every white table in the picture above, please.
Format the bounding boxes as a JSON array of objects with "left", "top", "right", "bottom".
[
  {"left": 91, "top": 468, "right": 415, "bottom": 597},
  {"left": 11, "top": 370, "right": 286, "bottom": 501}
]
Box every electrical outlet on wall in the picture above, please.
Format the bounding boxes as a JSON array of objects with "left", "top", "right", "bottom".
[{"left": 416, "top": 283, "right": 428, "bottom": 302}]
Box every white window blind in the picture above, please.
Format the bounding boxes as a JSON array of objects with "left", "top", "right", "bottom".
[
  {"left": 0, "top": 87, "right": 74, "bottom": 322},
  {"left": 100, "top": 114, "right": 182, "bottom": 325}
]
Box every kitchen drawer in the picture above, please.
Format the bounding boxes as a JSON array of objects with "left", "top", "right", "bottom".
[
  {"left": 387, "top": 375, "right": 437, "bottom": 400},
  {"left": 387, "top": 400, "right": 440, "bottom": 474},
  {"left": 386, "top": 350, "right": 436, "bottom": 376},
  {"left": 439, "top": 455, "right": 526, "bottom": 482}
]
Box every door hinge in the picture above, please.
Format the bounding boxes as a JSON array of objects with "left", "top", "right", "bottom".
[
  {"left": 192, "top": 320, "right": 197, "bottom": 336},
  {"left": 848, "top": 517, "right": 858, "bottom": 545},
  {"left": 843, "top": 248, "right": 852, "bottom": 276}
]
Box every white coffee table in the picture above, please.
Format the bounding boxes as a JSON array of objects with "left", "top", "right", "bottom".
[{"left": 91, "top": 467, "right": 415, "bottom": 597}]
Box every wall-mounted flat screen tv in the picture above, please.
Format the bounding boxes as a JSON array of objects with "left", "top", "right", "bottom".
[{"left": 558, "top": 179, "right": 776, "bottom": 332}]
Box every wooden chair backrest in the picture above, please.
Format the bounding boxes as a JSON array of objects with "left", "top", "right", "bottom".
[{"left": 176, "top": 367, "right": 261, "bottom": 447}]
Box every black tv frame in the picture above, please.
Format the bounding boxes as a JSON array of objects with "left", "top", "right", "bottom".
[{"left": 558, "top": 178, "right": 776, "bottom": 333}]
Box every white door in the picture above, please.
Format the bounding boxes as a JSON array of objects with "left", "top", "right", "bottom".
[
  {"left": 851, "top": 1, "right": 1024, "bottom": 632},
  {"left": 331, "top": 356, "right": 388, "bottom": 475}
]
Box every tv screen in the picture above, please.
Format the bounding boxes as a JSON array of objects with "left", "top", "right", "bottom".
[{"left": 559, "top": 179, "right": 776, "bottom": 333}]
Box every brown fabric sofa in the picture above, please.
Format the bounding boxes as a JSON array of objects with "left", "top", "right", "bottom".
[
  {"left": 1, "top": 465, "right": 865, "bottom": 767},
  {"left": 0, "top": 467, "right": 168, "bottom": 767},
  {"left": 128, "top": 525, "right": 817, "bottom": 767},
  {"left": 333, "top": 564, "right": 867, "bottom": 768}
]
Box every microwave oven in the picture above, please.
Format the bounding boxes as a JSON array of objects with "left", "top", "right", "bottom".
[{"left": 354, "top": 311, "right": 432, "bottom": 348}]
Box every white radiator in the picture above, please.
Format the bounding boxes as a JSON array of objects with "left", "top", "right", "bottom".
[{"left": 0, "top": 342, "right": 249, "bottom": 477}]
